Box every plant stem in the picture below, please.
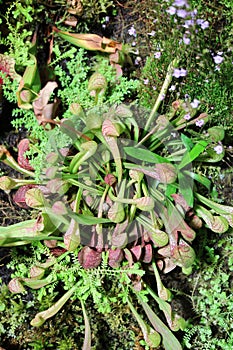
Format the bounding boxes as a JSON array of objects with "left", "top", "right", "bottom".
[{"left": 144, "top": 59, "right": 178, "bottom": 132}]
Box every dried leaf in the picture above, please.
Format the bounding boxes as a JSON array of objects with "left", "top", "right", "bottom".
[{"left": 53, "top": 27, "right": 122, "bottom": 53}]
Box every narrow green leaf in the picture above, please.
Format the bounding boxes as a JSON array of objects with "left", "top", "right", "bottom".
[
  {"left": 81, "top": 300, "right": 91, "bottom": 350},
  {"left": 178, "top": 171, "right": 194, "bottom": 207},
  {"left": 181, "top": 133, "right": 194, "bottom": 151},
  {"left": 178, "top": 140, "right": 208, "bottom": 169},
  {"left": 0, "top": 220, "right": 38, "bottom": 238},
  {"left": 127, "top": 297, "right": 161, "bottom": 347},
  {"left": 31, "top": 285, "right": 76, "bottom": 327},
  {"left": 124, "top": 146, "right": 169, "bottom": 163},
  {"left": 139, "top": 299, "right": 182, "bottom": 350},
  {"left": 184, "top": 171, "right": 211, "bottom": 190},
  {"left": 70, "top": 213, "right": 110, "bottom": 225}
]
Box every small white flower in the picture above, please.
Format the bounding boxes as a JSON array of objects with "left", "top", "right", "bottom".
[
  {"left": 169, "top": 85, "right": 176, "bottom": 91},
  {"left": 128, "top": 26, "right": 137, "bottom": 37},
  {"left": 167, "top": 6, "right": 176, "bottom": 15},
  {"left": 154, "top": 51, "right": 161, "bottom": 59},
  {"left": 213, "top": 55, "right": 224, "bottom": 64},
  {"left": 214, "top": 145, "right": 223, "bottom": 154},
  {"left": 135, "top": 56, "right": 141, "bottom": 65},
  {"left": 148, "top": 30, "right": 156, "bottom": 36},
  {"left": 191, "top": 99, "right": 200, "bottom": 108}
]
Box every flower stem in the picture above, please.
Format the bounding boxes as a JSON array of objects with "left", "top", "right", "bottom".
[{"left": 144, "top": 59, "right": 178, "bottom": 132}]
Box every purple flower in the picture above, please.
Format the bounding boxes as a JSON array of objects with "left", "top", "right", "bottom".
[
  {"left": 196, "top": 19, "right": 209, "bottom": 29},
  {"left": 160, "top": 94, "right": 165, "bottom": 101},
  {"left": 167, "top": 6, "right": 176, "bottom": 15},
  {"left": 173, "top": 0, "right": 187, "bottom": 6},
  {"left": 173, "top": 68, "right": 187, "bottom": 78},
  {"left": 184, "top": 113, "right": 191, "bottom": 120},
  {"left": 183, "top": 36, "right": 191, "bottom": 44},
  {"left": 128, "top": 26, "right": 137, "bottom": 37},
  {"left": 195, "top": 119, "right": 204, "bottom": 127},
  {"left": 180, "top": 68, "right": 187, "bottom": 76},
  {"left": 173, "top": 69, "right": 181, "bottom": 78},
  {"left": 183, "top": 19, "right": 194, "bottom": 28},
  {"left": 214, "top": 145, "right": 223, "bottom": 154},
  {"left": 177, "top": 9, "right": 188, "bottom": 18},
  {"left": 191, "top": 9, "right": 198, "bottom": 17},
  {"left": 190, "top": 99, "right": 200, "bottom": 108},
  {"left": 154, "top": 51, "right": 161, "bottom": 59},
  {"left": 213, "top": 55, "right": 224, "bottom": 64},
  {"left": 143, "top": 78, "right": 149, "bottom": 85}
]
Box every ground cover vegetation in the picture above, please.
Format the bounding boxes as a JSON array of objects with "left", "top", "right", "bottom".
[{"left": 0, "top": 0, "right": 232, "bottom": 349}]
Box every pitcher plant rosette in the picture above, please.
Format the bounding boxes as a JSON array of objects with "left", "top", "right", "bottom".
[{"left": 0, "top": 37, "right": 232, "bottom": 350}]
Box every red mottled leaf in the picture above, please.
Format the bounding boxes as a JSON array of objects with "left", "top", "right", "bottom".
[
  {"left": 142, "top": 244, "right": 153, "bottom": 263},
  {"left": 130, "top": 245, "right": 142, "bottom": 261},
  {"left": 78, "top": 246, "right": 102, "bottom": 269},
  {"left": 13, "top": 185, "right": 37, "bottom": 208},
  {"left": 17, "top": 139, "right": 34, "bottom": 171},
  {"left": 108, "top": 249, "right": 124, "bottom": 268}
]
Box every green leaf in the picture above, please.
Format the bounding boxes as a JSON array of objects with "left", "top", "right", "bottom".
[
  {"left": 124, "top": 146, "right": 170, "bottom": 163},
  {"left": 81, "top": 300, "right": 91, "bottom": 350},
  {"left": 127, "top": 297, "right": 161, "bottom": 348},
  {"left": 0, "top": 219, "right": 38, "bottom": 243},
  {"left": 23, "top": 277, "right": 55, "bottom": 289},
  {"left": 16, "top": 53, "right": 41, "bottom": 109},
  {"left": 207, "top": 126, "right": 225, "bottom": 142},
  {"left": 181, "top": 133, "right": 194, "bottom": 151},
  {"left": 184, "top": 171, "right": 211, "bottom": 190},
  {"left": 195, "top": 193, "right": 233, "bottom": 215},
  {"left": 138, "top": 299, "right": 183, "bottom": 350},
  {"left": 64, "top": 219, "right": 80, "bottom": 251},
  {"left": 178, "top": 140, "right": 208, "bottom": 169},
  {"left": 178, "top": 171, "right": 194, "bottom": 207},
  {"left": 31, "top": 285, "right": 77, "bottom": 327},
  {"left": 195, "top": 205, "right": 229, "bottom": 233},
  {"left": 196, "top": 147, "right": 225, "bottom": 163},
  {"left": 70, "top": 213, "right": 110, "bottom": 225}
]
